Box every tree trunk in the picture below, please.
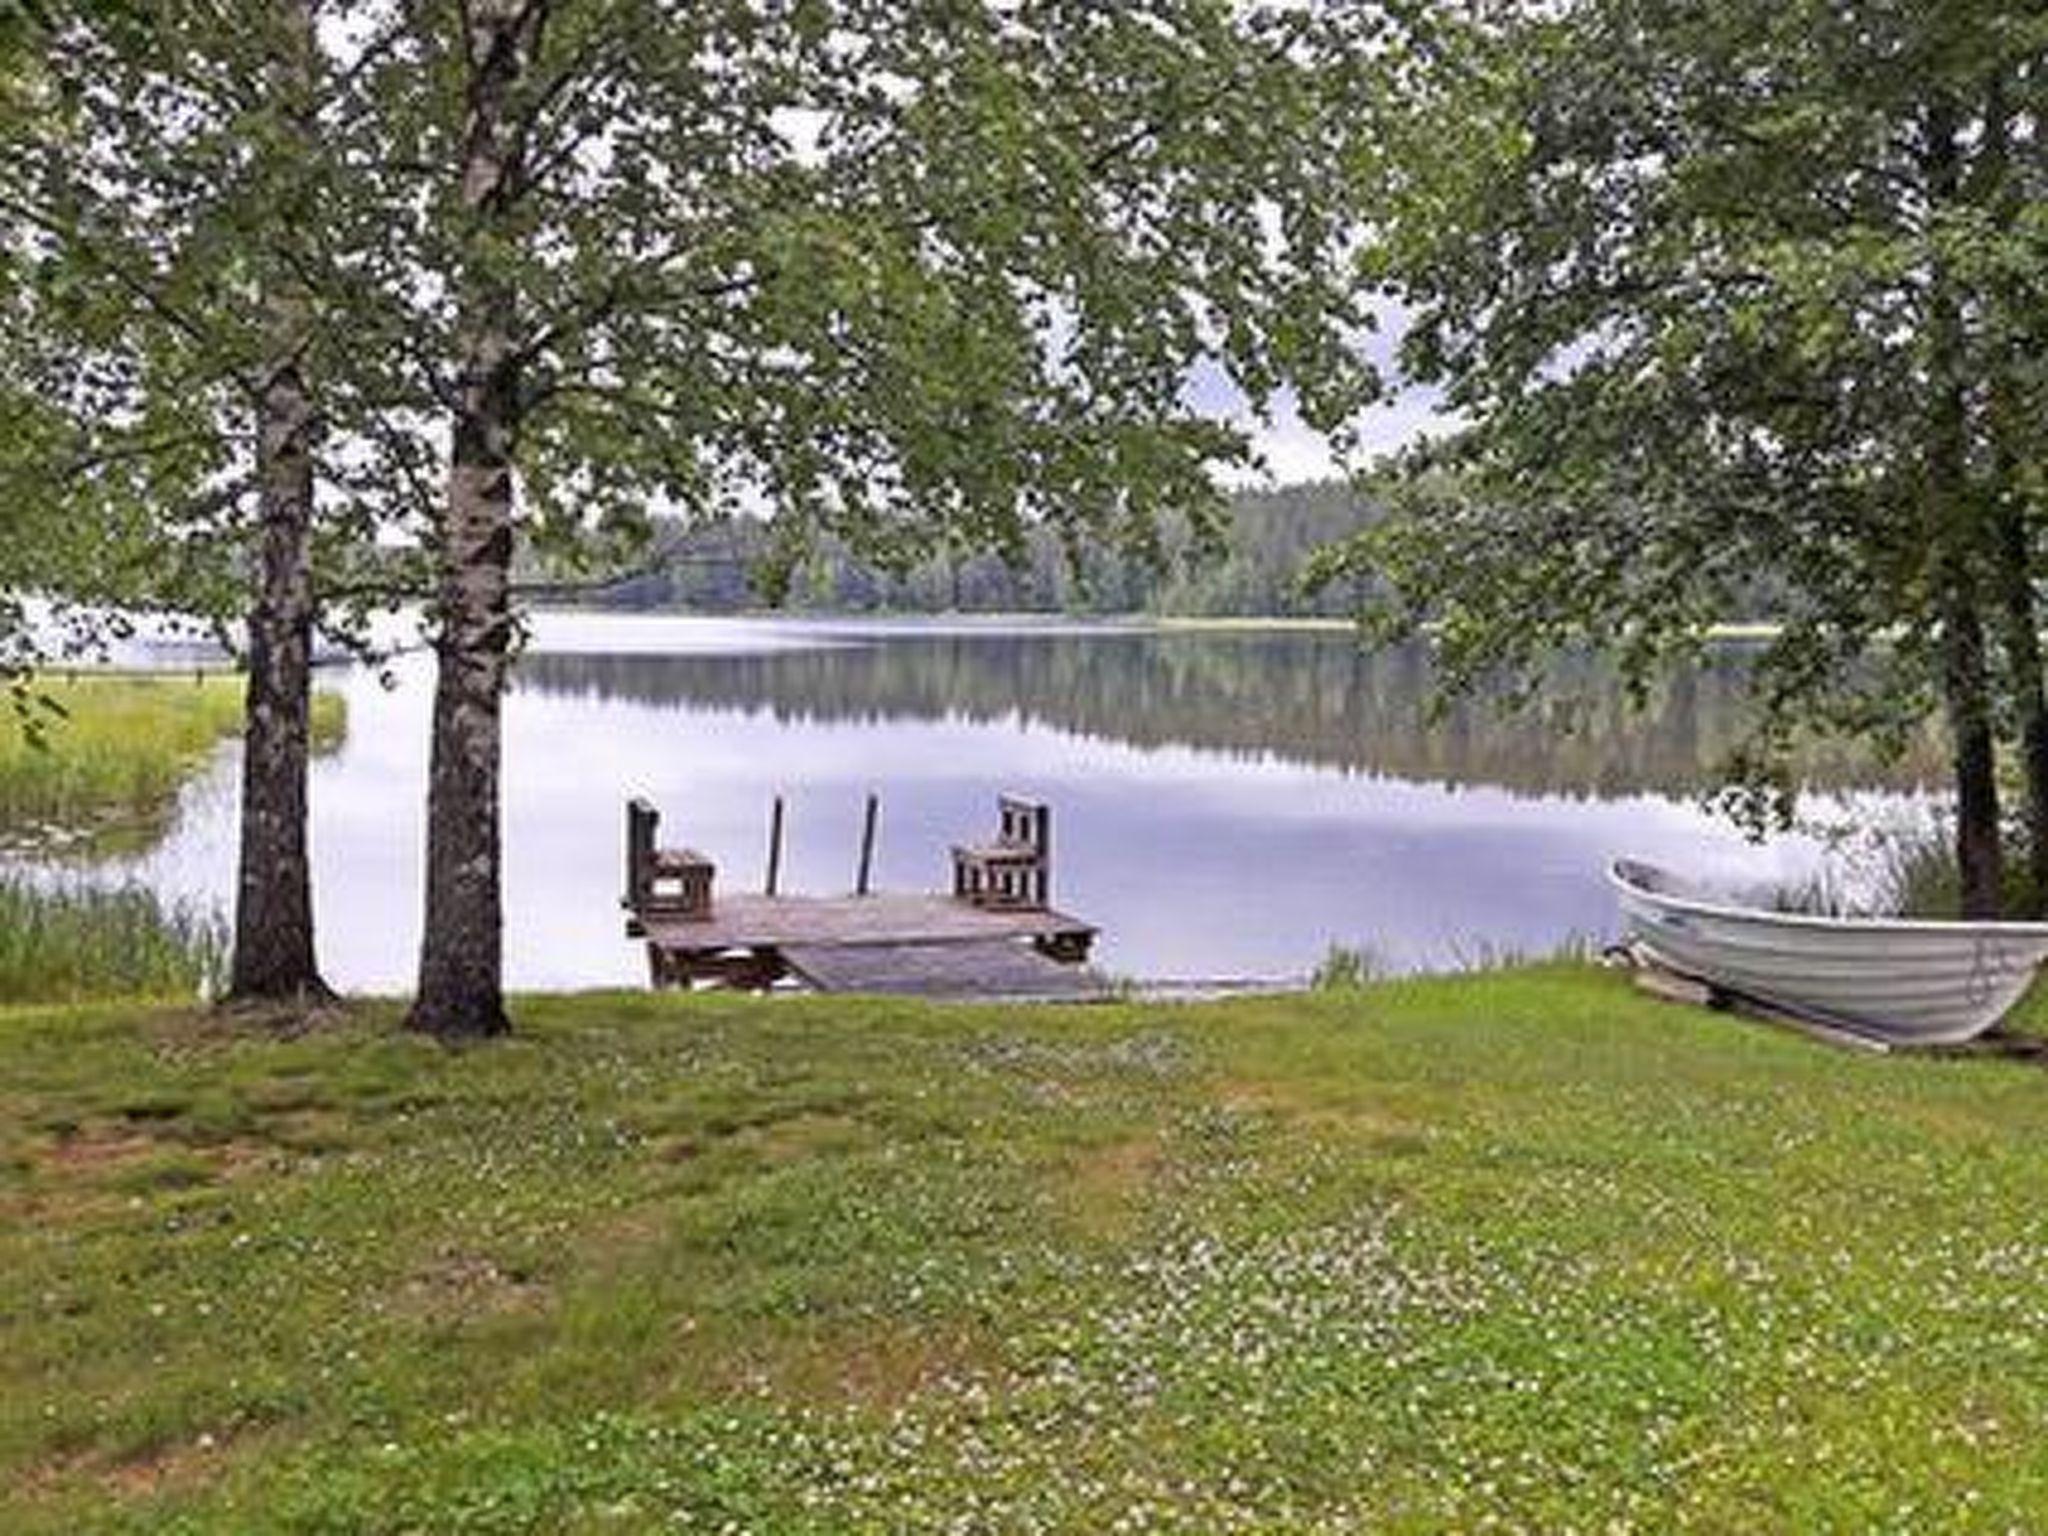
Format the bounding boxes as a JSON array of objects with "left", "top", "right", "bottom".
[
  {"left": 1942, "top": 595, "right": 2004, "bottom": 919},
  {"left": 1923, "top": 95, "right": 2002, "bottom": 918},
  {"left": 407, "top": 429, "right": 515, "bottom": 1039},
  {"left": 405, "top": 0, "right": 541, "bottom": 1040},
  {"left": 229, "top": 302, "right": 328, "bottom": 1001},
  {"left": 1983, "top": 76, "right": 2048, "bottom": 915},
  {"left": 1991, "top": 484, "right": 2048, "bottom": 915},
  {"left": 228, "top": 0, "right": 330, "bottom": 1005}
]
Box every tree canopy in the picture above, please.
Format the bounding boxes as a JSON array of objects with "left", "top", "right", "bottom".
[{"left": 1314, "top": 0, "right": 2048, "bottom": 914}]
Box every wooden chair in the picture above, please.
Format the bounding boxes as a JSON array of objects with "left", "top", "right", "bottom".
[
  {"left": 951, "top": 794, "right": 1051, "bottom": 910},
  {"left": 624, "top": 798, "right": 715, "bottom": 921}
]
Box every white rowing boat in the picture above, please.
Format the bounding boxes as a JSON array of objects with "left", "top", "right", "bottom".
[{"left": 1609, "top": 858, "right": 2048, "bottom": 1045}]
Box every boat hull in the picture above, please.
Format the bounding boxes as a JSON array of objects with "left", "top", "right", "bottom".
[{"left": 1610, "top": 859, "right": 2048, "bottom": 1045}]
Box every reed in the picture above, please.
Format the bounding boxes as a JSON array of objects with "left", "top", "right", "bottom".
[
  {"left": 0, "top": 875, "right": 225, "bottom": 1003},
  {"left": 0, "top": 674, "right": 345, "bottom": 853},
  {"left": 1310, "top": 941, "right": 1381, "bottom": 989},
  {"left": 1443, "top": 931, "right": 1600, "bottom": 971},
  {"left": 1774, "top": 815, "right": 1993, "bottom": 921}
]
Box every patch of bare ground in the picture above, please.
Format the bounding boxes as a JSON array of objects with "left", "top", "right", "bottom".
[
  {"left": 735, "top": 1110, "right": 868, "bottom": 1163},
  {"left": 20, "top": 1426, "right": 257, "bottom": 1513},
  {"left": 37, "top": 1130, "right": 160, "bottom": 1173},
  {"left": 139, "top": 996, "right": 358, "bottom": 1056},
  {"left": 1215, "top": 1078, "right": 1428, "bottom": 1151},
  {"left": 1063, "top": 1134, "right": 1168, "bottom": 1235},
  {"left": 101, "top": 1433, "right": 238, "bottom": 1500},
  {"left": 255, "top": 1107, "right": 356, "bottom": 1155},
  {"left": 36, "top": 1130, "right": 282, "bottom": 1181},
  {"left": 393, "top": 1246, "right": 549, "bottom": 1322}
]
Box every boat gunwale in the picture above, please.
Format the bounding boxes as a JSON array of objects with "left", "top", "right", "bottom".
[{"left": 1608, "top": 858, "right": 2048, "bottom": 941}]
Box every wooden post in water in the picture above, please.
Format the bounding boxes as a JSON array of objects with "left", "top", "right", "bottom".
[
  {"left": 765, "top": 795, "right": 785, "bottom": 896},
  {"left": 856, "top": 793, "right": 879, "bottom": 896}
]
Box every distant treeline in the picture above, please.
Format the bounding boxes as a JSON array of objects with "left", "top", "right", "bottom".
[{"left": 575, "top": 481, "right": 1380, "bottom": 617}]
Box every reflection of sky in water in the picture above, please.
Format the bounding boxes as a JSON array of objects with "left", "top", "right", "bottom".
[
  {"left": 517, "top": 612, "right": 864, "bottom": 656},
  {"left": 103, "top": 616, "right": 1861, "bottom": 993}
]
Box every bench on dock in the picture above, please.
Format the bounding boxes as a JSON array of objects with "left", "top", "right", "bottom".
[
  {"left": 951, "top": 794, "right": 1051, "bottom": 910},
  {"left": 624, "top": 798, "right": 715, "bottom": 922}
]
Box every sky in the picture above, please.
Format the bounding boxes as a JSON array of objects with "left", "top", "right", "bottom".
[
  {"left": 1223, "top": 382, "right": 1455, "bottom": 486},
  {"left": 1192, "top": 303, "right": 1458, "bottom": 488}
]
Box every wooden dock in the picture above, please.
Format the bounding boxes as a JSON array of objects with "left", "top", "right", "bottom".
[
  {"left": 624, "top": 795, "right": 1106, "bottom": 1000},
  {"left": 637, "top": 894, "right": 1104, "bottom": 999}
]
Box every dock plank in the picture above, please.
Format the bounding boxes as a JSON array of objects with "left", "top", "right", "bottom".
[
  {"left": 781, "top": 939, "right": 1113, "bottom": 1001},
  {"left": 638, "top": 892, "right": 1094, "bottom": 952}
]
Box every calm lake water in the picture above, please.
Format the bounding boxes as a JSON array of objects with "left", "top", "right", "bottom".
[{"left": 93, "top": 613, "right": 1913, "bottom": 992}]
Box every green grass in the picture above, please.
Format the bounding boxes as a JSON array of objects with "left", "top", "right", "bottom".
[
  {"left": 0, "top": 876, "right": 226, "bottom": 1004},
  {"left": 6, "top": 969, "right": 2048, "bottom": 1531},
  {"left": 0, "top": 675, "right": 346, "bottom": 855}
]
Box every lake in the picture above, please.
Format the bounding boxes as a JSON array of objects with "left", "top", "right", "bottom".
[{"left": 91, "top": 613, "right": 1919, "bottom": 992}]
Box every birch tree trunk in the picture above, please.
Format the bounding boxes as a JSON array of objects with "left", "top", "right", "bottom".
[
  {"left": 230, "top": 299, "right": 327, "bottom": 1000},
  {"left": 228, "top": 0, "right": 330, "bottom": 1004},
  {"left": 406, "top": 0, "right": 538, "bottom": 1039}
]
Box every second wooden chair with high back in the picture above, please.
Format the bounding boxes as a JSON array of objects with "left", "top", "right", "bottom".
[{"left": 950, "top": 793, "right": 1051, "bottom": 910}]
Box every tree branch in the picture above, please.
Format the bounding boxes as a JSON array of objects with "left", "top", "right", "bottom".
[{"left": 0, "top": 191, "right": 263, "bottom": 403}]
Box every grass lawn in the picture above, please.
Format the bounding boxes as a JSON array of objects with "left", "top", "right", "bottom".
[
  {"left": 0, "top": 674, "right": 346, "bottom": 855},
  {"left": 5, "top": 967, "right": 2048, "bottom": 1532}
]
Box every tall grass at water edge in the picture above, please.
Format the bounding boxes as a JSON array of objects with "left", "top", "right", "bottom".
[
  {"left": 1312, "top": 934, "right": 1600, "bottom": 990},
  {"left": 1773, "top": 813, "right": 2010, "bottom": 921},
  {"left": 0, "top": 674, "right": 345, "bottom": 853},
  {"left": 0, "top": 875, "right": 225, "bottom": 1003}
]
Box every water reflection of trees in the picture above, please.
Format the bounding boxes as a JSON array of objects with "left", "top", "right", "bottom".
[{"left": 513, "top": 632, "right": 1941, "bottom": 799}]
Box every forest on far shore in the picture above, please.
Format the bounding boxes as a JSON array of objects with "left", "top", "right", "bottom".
[{"left": 566, "top": 480, "right": 1379, "bottom": 618}]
